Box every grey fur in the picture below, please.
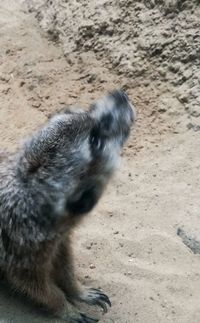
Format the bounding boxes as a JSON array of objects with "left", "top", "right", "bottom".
[{"left": 0, "top": 90, "right": 135, "bottom": 320}]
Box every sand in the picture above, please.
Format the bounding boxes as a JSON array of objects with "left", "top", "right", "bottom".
[{"left": 0, "top": 0, "right": 200, "bottom": 322}]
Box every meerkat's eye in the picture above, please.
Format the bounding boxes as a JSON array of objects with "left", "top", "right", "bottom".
[
  {"left": 90, "top": 135, "right": 102, "bottom": 150},
  {"left": 90, "top": 125, "right": 104, "bottom": 154}
]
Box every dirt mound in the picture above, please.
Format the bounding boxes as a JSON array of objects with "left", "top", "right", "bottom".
[{"left": 26, "top": 0, "right": 200, "bottom": 130}]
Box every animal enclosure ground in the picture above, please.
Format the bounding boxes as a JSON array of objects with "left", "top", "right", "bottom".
[{"left": 0, "top": 1, "right": 200, "bottom": 322}]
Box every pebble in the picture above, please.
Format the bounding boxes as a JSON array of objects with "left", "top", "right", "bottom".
[
  {"left": 187, "top": 123, "right": 200, "bottom": 132},
  {"left": 86, "top": 242, "right": 93, "bottom": 250},
  {"left": 124, "top": 271, "right": 132, "bottom": 276},
  {"left": 31, "top": 101, "right": 41, "bottom": 108},
  {"left": 89, "top": 264, "right": 96, "bottom": 269},
  {"left": 0, "top": 73, "right": 10, "bottom": 82}
]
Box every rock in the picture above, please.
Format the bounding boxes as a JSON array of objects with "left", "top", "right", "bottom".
[
  {"left": 177, "top": 93, "right": 188, "bottom": 103},
  {"left": 31, "top": 100, "right": 41, "bottom": 108},
  {"left": 177, "top": 227, "right": 200, "bottom": 254},
  {"left": 89, "top": 264, "right": 96, "bottom": 269},
  {"left": 168, "top": 63, "right": 181, "bottom": 73},
  {"left": 87, "top": 73, "right": 97, "bottom": 83},
  {"left": 158, "top": 67, "right": 166, "bottom": 77},
  {"left": 0, "top": 73, "right": 10, "bottom": 82},
  {"left": 19, "top": 80, "right": 25, "bottom": 87},
  {"left": 187, "top": 122, "right": 200, "bottom": 132},
  {"left": 189, "top": 106, "right": 200, "bottom": 118}
]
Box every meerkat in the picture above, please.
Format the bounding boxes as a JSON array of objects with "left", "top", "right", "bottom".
[{"left": 0, "top": 90, "right": 135, "bottom": 322}]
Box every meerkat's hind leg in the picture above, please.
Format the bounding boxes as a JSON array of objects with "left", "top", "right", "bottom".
[
  {"left": 52, "top": 239, "right": 111, "bottom": 314},
  {"left": 7, "top": 269, "right": 98, "bottom": 322}
]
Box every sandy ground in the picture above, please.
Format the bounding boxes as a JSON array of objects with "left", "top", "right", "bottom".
[
  {"left": 0, "top": 1, "right": 200, "bottom": 322},
  {"left": 27, "top": 0, "right": 200, "bottom": 132}
]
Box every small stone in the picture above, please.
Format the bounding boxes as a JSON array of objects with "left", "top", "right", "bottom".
[
  {"left": 0, "top": 73, "right": 10, "bottom": 82},
  {"left": 187, "top": 122, "right": 193, "bottom": 130},
  {"left": 89, "top": 264, "right": 96, "bottom": 269},
  {"left": 143, "top": 79, "right": 150, "bottom": 87},
  {"left": 32, "top": 101, "right": 41, "bottom": 108},
  {"left": 158, "top": 67, "right": 166, "bottom": 77},
  {"left": 168, "top": 63, "right": 180, "bottom": 73},
  {"left": 69, "top": 93, "right": 78, "bottom": 98},
  {"left": 114, "top": 231, "right": 119, "bottom": 235},
  {"left": 86, "top": 242, "right": 93, "bottom": 250},
  {"left": 2, "top": 87, "right": 11, "bottom": 94},
  {"left": 178, "top": 93, "right": 188, "bottom": 103},
  {"left": 183, "top": 69, "right": 193, "bottom": 81},
  {"left": 187, "top": 123, "right": 200, "bottom": 132},
  {"left": 158, "top": 108, "right": 167, "bottom": 113},
  {"left": 19, "top": 80, "right": 25, "bottom": 87},
  {"left": 177, "top": 227, "right": 200, "bottom": 254},
  {"left": 87, "top": 74, "right": 97, "bottom": 83}
]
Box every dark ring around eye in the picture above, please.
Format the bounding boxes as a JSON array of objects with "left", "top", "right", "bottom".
[{"left": 91, "top": 136, "right": 101, "bottom": 150}]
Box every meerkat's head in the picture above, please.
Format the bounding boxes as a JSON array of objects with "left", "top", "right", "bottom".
[
  {"left": 89, "top": 90, "right": 135, "bottom": 166},
  {"left": 65, "top": 90, "right": 135, "bottom": 216},
  {"left": 19, "top": 90, "right": 135, "bottom": 219}
]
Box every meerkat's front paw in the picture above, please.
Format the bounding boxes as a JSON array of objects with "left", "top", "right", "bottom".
[
  {"left": 79, "top": 288, "right": 111, "bottom": 313},
  {"left": 69, "top": 313, "right": 99, "bottom": 323}
]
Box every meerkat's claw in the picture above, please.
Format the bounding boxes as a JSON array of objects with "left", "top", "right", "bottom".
[
  {"left": 90, "top": 289, "right": 112, "bottom": 306},
  {"left": 79, "top": 288, "right": 111, "bottom": 313},
  {"left": 91, "top": 288, "right": 112, "bottom": 313},
  {"left": 80, "top": 313, "right": 99, "bottom": 322},
  {"left": 70, "top": 313, "right": 99, "bottom": 323}
]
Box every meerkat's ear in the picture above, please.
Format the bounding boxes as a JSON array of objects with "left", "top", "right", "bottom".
[
  {"left": 20, "top": 137, "right": 47, "bottom": 174},
  {"left": 19, "top": 125, "right": 59, "bottom": 174}
]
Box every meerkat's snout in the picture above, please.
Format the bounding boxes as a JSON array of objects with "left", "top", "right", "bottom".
[
  {"left": 66, "top": 90, "right": 135, "bottom": 218},
  {"left": 90, "top": 89, "right": 135, "bottom": 150},
  {"left": 109, "top": 89, "right": 135, "bottom": 124}
]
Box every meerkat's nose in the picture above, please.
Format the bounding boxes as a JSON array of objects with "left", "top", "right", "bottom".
[
  {"left": 109, "top": 89, "right": 136, "bottom": 124},
  {"left": 89, "top": 90, "right": 136, "bottom": 150}
]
